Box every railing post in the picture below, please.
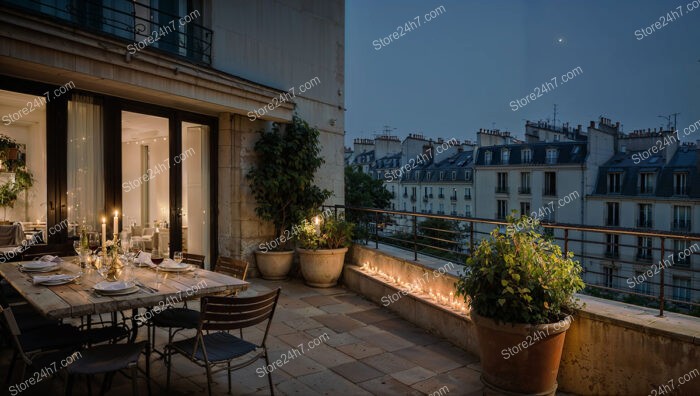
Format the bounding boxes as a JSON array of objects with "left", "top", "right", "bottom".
[
  {"left": 469, "top": 221, "right": 474, "bottom": 254},
  {"left": 564, "top": 229, "right": 569, "bottom": 256},
  {"left": 374, "top": 211, "right": 379, "bottom": 249},
  {"left": 334, "top": 205, "right": 338, "bottom": 220},
  {"left": 412, "top": 215, "right": 418, "bottom": 261},
  {"left": 659, "top": 238, "right": 665, "bottom": 317}
]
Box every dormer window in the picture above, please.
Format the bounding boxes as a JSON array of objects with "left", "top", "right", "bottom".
[
  {"left": 608, "top": 172, "right": 622, "bottom": 194},
  {"left": 502, "top": 149, "right": 510, "bottom": 164},
  {"left": 414, "top": 171, "right": 420, "bottom": 180},
  {"left": 674, "top": 173, "right": 688, "bottom": 195},
  {"left": 639, "top": 172, "right": 655, "bottom": 194},
  {"left": 439, "top": 171, "right": 444, "bottom": 181},
  {"left": 546, "top": 149, "right": 558, "bottom": 164},
  {"left": 465, "top": 170, "right": 472, "bottom": 181},
  {"left": 426, "top": 171, "right": 432, "bottom": 181},
  {"left": 521, "top": 149, "right": 532, "bottom": 163},
  {"left": 484, "top": 151, "right": 492, "bottom": 165},
  {"left": 452, "top": 171, "right": 457, "bottom": 181}
]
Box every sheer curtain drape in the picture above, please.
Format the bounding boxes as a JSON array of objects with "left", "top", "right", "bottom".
[{"left": 67, "top": 94, "right": 104, "bottom": 231}]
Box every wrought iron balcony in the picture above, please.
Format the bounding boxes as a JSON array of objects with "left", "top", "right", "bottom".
[
  {"left": 3, "top": 0, "right": 213, "bottom": 64},
  {"left": 518, "top": 187, "right": 531, "bottom": 194},
  {"left": 495, "top": 186, "right": 509, "bottom": 194}
]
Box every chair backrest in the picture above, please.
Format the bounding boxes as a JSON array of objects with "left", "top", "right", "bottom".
[
  {"left": 142, "top": 228, "right": 155, "bottom": 237},
  {"left": 131, "top": 226, "right": 144, "bottom": 237},
  {"left": 199, "top": 289, "right": 281, "bottom": 340},
  {"left": 216, "top": 256, "right": 249, "bottom": 281},
  {"left": 0, "top": 306, "right": 31, "bottom": 365},
  {"left": 183, "top": 253, "right": 205, "bottom": 268}
]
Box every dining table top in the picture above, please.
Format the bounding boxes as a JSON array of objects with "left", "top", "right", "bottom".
[{"left": 0, "top": 258, "right": 249, "bottom": 319}]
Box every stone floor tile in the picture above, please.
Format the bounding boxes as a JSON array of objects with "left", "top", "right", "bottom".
[
  {"left": 283, "top": 317, "right": 324, "bottom": 331},
  {"left": 330, "top": 360, "right": 384, "bottom": 383},
  {"left": 391, "top": 366, "right": 436, "bottom": 386},
  {"left": 310, "top": 313, "right": 366, "bottom": 332},
  {"left": 303, "top": 343, "right": 355, "bottom": 367},
  {"left": 277, "top": 354, "right": 326, "bottom": 378},
  {"left": 348, "top": 308, "right": 398, "bottom": 324},
  {"left": 297, "top": 370, "right": 373, "bottom": 395},
  {"left": 275, "top": 378, "right": 322, "bottom": 396},
  {"left": 319, "top": 302, "right": 367, "bottom": 314},
  {"left": 393, "top": 345, "right": 463, "bottom": 373},
  {"left": 335, "top": 341, "right": 385, "bottom": 359},
  {"left": 301, "top": 294, "right": 341, "bottom": 307},
  {"left": 412, "top": 366, "right": 482, "bottom": 394},
  {"left": 358, "top": 375, "right": 425, "bottom": 396},
  {"left": 305, "top": 326, "right": 362, "bottom": 347},
  {"left": 361, "top": 352, "right": 417, "bottom": 374}
]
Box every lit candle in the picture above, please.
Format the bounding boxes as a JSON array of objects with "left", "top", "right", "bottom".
[
  {"left": 113, "top": 211, "right": 119, "bottom": 236},
  {"left": 101, "top": 217, "right": 106, "bottom": 246}
]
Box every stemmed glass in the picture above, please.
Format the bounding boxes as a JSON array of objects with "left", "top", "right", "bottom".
[
  {"left": 173, "top": 251, "right": 183, "bottom": 279},
  {"left": 151, "top": 248, "right": 165, "bottom": 290},
  {"left": 73, "top": 240, "right": 89, "bottom": 276}
]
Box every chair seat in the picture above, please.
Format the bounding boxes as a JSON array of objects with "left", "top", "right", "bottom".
[
  {"left": 19, "top": 324, "right": 129, "bottom": 352},
  {"left": 67, "top": 342, "right": 146, "bottom": 375},
  {"left": 170, "top": 331, "right": 257, "bottom": 362},
  {"left": 151, "top": 307, "right": 200, "bottom": 329}
]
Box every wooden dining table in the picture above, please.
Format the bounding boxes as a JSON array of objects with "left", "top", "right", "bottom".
[{"left": 0, "top": 258, "right": 249, "bottom": 323}]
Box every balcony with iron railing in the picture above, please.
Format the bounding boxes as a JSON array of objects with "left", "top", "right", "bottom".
[
  {"left": 518, "top": 186, "right": 531, "bottom": 194},
  {"left": 450, "top": 195, "right": 457, "bottom": 202},
  {"left": 464, "top": 194, "right": 471, "bottom": 200},
  {"left": 1, "top": 0, "right": 213, "bottom": 64},
  {"left": 495, "top": 186, "right": 509, "bottom": 194},
  {"left": 543, "top": 188, "right": 557, "bottom": 197}
]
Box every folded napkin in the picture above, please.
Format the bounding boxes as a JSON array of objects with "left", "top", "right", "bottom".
[
  {"left": 134, "top": 252, "right": 152, "bottom": 265},
  {"left": 37, "top": 255, "right": 62, "bottom": 262},
  {"left": 33, "top": 274, "right": 75, "bottom": 285}
]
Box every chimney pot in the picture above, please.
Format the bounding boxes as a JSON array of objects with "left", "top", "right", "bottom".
[{"left": 589, "top": 121, "right": 595, "bottom": 128}]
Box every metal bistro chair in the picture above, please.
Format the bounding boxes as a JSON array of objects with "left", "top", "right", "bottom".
[
  {"left": 149, "top": 255, "right": 250, "bottom": 352},
  {"left": 165, "top": 288, "right": 281, "bottom": 396},
  {"left": 182, "top": 252, "right": 206, "bottom": 269},
  {"left": 215, "top": 257, "right": 249, "bottom": 296},
  {"left": 1, "top": 306, "right": 148, "bottom": 395},
  {"left": 148, "top": 253, "right": 207, "bottom": 353}
]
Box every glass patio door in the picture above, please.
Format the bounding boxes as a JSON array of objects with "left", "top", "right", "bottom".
[{"left": 180, "top": 121, "right": 210, "bottom": 266}]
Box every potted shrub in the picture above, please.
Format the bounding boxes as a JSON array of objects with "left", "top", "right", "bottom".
[
  {"left": 297, "top": 215, "right": 354, "bottom": 287},
  {"left": 246, "top": 116, "right": 331, "bottom": 279},
  {"left": 455, "top": 214, "right": 584, "bottom": 395}
]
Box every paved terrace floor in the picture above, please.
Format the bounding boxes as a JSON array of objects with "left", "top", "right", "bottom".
[{"left": 2, "top": 278, "right": 574, "bottom": 395}]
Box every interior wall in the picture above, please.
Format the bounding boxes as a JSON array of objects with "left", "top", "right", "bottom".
[{"left": 0, "top": 104, "right": 47, "bottom": 224}]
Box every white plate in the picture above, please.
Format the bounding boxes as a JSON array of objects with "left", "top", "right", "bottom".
[
  {"left": 160, "top": 260, "right": 189, "bottom": 270},
  {"left": 22, "top": 261, "right": 58, "bottom": 270},
  {"left": 39, "top": 276, "right": 77, "bottom": 286},
  {"left": 95, "top": 286, "right": 139, "bottom": 296},
  {"left": 94, "top": 280, "right": 135, "bottom": 292}
]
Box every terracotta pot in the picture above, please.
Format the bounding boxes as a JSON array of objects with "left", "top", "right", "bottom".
[
  {"left": 297, "top": 247, "right": 348, "bottom": 288},
  {"left": 254, "top": 250, "right": 294, "bottom": 280},
  {"left": 471, "top": 311, "right": 572, "bottom": 396}
]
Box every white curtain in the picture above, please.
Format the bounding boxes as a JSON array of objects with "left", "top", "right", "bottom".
[{"left": 67, "top": 94, "right": 104, "bottom": 232}]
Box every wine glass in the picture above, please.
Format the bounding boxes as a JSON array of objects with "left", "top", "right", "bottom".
[
  {"left": 95, "top": 255, "right": 108, "bottom": 279},
  {"left": 173, "top": 251, "right": 183, "bottom": 279},
  {"left": 73, "top": 241, "right": 88, "bottom": 275},
  {"left": 88, "top": 232, "right": 100, "bottom": 251}
]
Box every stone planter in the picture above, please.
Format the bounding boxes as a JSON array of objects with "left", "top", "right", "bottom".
[
  {"left": 254, "top": 250, "right": 294, "bottom": 280},
  {"left": 297, "top": 247, "right": 348, "bottom": 288},
  {"left": 471, "top": 311, "right": 572, "bottom": 396}
]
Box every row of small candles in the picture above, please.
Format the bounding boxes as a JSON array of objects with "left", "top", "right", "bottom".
[{"left": 360, "top": 262, "right": 469, "bottom": 314}]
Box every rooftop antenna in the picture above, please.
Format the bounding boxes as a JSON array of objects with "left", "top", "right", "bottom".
[
  {"left": 382, "top": 124, "right": 396, "bottom": 135},
  {"left": 658, "top": 113, "right": 680, "bottom": 131}
]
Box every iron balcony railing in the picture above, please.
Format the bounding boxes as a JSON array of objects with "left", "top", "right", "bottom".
[
  {"left": 672, "top": 220, "right": 691, "bottom": 231},
  {"left": 495, "top": 186, "right": 509, "bottom": 194},
  {"left": 518, "top": 186, "right": 531, "bottom": 194},
  {"left": 327, "top": 205, "right": 700, "bottom": 318},
  {"left": 1, "top": 0, "right": 213, "bottom": 64}
]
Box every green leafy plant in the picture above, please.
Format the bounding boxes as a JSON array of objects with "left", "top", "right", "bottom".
[
  {"left": 246, "top": 116, "right": 333, "bottom": 251},
  {"left": 455, "top": 213, "right": 584, "bottom": 324},
  {"left": 298, "top": 215, "right": 354, "bottom": 250}
]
